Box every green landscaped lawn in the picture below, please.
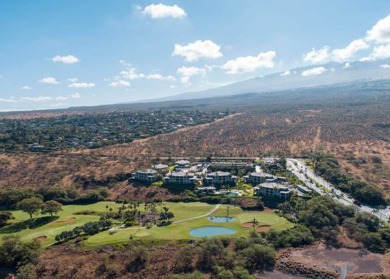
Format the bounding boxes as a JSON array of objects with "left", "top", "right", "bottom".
[
  {"left": 0, "top": 202, "right": 215, "bottom": 247},
  {"left": 84, "top": 205, "right": 293, "bottom": 248},
  {"left": 0, "top": 201, "right": 292, "bottom": 249},
  {"left": 0, "top": 202, "right": 122, "bottom": 247}
]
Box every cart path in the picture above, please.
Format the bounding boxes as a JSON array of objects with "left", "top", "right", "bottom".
[
  {"left": 110, "top": 204, "right": 220, "bottom": 231},
  {"left": 173, "top": 204, "right": 220, "bottom": 224}
]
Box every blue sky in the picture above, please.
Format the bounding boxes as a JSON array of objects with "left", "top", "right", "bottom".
[{"left": 1, "top": 1, "right": 390, "bottom": 111}]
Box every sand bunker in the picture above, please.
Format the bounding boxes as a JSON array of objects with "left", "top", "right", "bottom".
[
  {"left": 241, "top": 222, "right": 272, "bottom": 232},
  {"left": 256, "top": 225, "right": 271, "bottom": 233},
  {"left": 35, "top": 235, "right": 48, "bottom": 243},
  {"left": 53, "top": 217, "right": 76, "bottom": 224},
  {"left": 241, "top": 222, "right": 256, "bottom": 228}
]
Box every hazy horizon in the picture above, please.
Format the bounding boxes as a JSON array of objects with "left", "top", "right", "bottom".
[{"left": 1, "top": 1, "right": 390, "bottom": 111}]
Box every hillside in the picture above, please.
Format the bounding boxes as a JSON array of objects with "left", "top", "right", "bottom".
[
  {"left": 151, "top": 59, "right": 390, "bottom": 102},
  {"left": 0, "top": 81, "right": 389, "bottom": 197}
]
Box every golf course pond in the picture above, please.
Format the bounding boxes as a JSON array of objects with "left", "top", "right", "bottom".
[
  {"left": 208, "top": 216, "right": 235, "bottom": 223},
  {"left": 189, "top": 226, "right": 237, "bottom": 237}
]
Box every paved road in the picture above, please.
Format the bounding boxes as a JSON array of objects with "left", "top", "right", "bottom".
[{"left": 287, "top": 158, "right": 390, "bottom": 222}]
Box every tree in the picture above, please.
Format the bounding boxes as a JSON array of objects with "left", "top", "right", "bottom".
[
  {"left": 241, "top": 244, "right": 275, "bottom": 272},
  {"left": 41, "top": 200, "right": 63, "bottom": 216},
  {"left": 17, "top": 197, "right": 44, "bottom": 219},
  {"left": 0, "top": 235, "right": 40, "bottom": 267},
  {"left": 160, "top": 207, "right": 174, "bottom": 222},
  {"left": 174, "top": 245, "right": 198, "bottom": 273},
  {"left": 124, "top": 246, "right": 148, "bottom": 272},
  {"left": 17, "top": 263, "right": 38, "bottom": 279},
  {"left": 0, "top": 211, "right": 13, "bottom": 228}
]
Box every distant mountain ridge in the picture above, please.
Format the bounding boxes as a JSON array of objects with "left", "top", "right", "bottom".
[{"left": 146, "top": 58, "right": 390, "bottom": 102}]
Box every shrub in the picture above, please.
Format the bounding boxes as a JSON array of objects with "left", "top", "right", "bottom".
[{"left": 124, "top": 221, "right": 139, "bottom": 227}]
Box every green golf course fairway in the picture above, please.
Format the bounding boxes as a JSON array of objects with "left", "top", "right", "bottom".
[
  {"left": 84, "top": 206, "right": 292, "bottom": 248},
  {"left": 0, "top": 201, "right": 292, "bottom": 248}
]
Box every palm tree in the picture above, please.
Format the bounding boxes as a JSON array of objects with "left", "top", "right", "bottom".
[{"left": 252, "top": 218, "right": 259, "bottom": 232}]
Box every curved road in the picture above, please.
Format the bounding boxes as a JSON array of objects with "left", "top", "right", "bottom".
[{"left": 287, "top": 158, "right": 390, "bottom": 222}]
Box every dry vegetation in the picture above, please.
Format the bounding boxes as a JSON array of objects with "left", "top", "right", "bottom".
[{"left": 0, "top": 85, "right": 389, "bottom": 197}]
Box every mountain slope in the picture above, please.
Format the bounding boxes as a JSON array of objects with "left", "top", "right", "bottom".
[{"left": 157, "top": 59, "right": 390, "bottom": 102}]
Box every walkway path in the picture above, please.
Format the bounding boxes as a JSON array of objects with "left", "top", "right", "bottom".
[
  {"left": 173, "top": 204, "right": 220, "bottom": 224},
  {"left": 110, "top": 204, "right": 221, "bottom": 231}
]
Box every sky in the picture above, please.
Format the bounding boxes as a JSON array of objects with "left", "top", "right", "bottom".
[{"left": 1, "top": 1, "right": 390, "bottom": 111}]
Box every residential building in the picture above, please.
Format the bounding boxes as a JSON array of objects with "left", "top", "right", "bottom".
[
  {"left": 204, "top": 171, "right": 237, "bottom": 185},
  {"left": 254, "top": 182, "right": 291, "bottom": 199},
  {"left": 296, "top": 185, "right": 312, "bottom": 195},
  {"left": 133, "top": 169, "right": 160, "bottom": 183},
  {"left": 244, "top": 172, "right": 274, "bottom": 184},
  {"left": 174, "top": 160, "right": 191, "bottom": 171},
  {"left": 153, "top": 164, "right": 169, "bottom": 171},
  {"left": 163, "top": 172, "right": 197, "bottom": 185},
  {"left": 209, "top": 161, "right": 254, "bottom": 171},
  {"left": 195, "top": 186, "right": 216, "bottom": 195}
]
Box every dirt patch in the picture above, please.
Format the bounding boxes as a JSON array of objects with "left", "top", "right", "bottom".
[
  {"left": 262, "top": 207, "right": 273, "bottom": 213},
  {"left": 256, "top": 225, "right": 271, "bottom": 233},
  {"left": 241, "top": 222, "right": 255, "bottom": 228},
  {"left": 132, "top": 113, "right": 243, "bottom": 144},
  {"left": 35, "top": 235, "right": 48, "bottom": 243},
  {"left": 241, "top": 222, "right": 272, "bottom": 232},
  {"left": 276, "top": 243, "right": 389, "bottom": 278},
  {"left": 53, "top": 217, "right": 76, "bottom": 224}
]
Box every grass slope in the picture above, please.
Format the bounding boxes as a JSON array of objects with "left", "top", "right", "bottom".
[
  {"left": 84, "top": 205, "right": 292, "bottom": 248},
  {"left": 0, "top": 202, "right": 292, "bottom": 249},
  {"left": 0, "top": 202, "right": 214, "bottom": 247}
]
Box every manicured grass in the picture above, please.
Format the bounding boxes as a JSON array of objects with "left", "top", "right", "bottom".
[
  {"left": 0, "top": 202, "right": 292, "bottom": 249},
  {"left": 84, "top": 205, "right": 293, "bottom": 248},
  {"left": 0, "top": 202, "right": 215, "bottom": 247}
]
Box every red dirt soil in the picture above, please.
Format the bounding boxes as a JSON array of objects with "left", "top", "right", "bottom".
[{"left": 241, "top": 222, "right": 272, "bottom": 232}]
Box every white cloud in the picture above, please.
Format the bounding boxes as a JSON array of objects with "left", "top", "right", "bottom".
[
  {"left": 0, "top": 97, "right": 17, "bottom": 103},
  {"left": 301, "top": 67, "right": 327, "bottom": 77},
  {"left": 303, "top": 46, "right": 330, "bottom": 64},
  {"left": 173, "top": 40, "right": 222, "bottom": 62},
  {"left": 343, "top": 62, "right": 351, "bottom": 69},
  {"left": 177, "top": 66, "right": 206, "bottom": 77},
  {"left": 222, "top": 51, "right": 276, "bottom": 74},
  {"left": 280, "top": 70, "right": 291, "bottom": 76},
  {"left": 119, "top": 66, "right": 175, "bottom": 81},
  {"left": 120, "top": 68, "right": 145, "bottom": 80},
  {"left": 332, "top": 39, "right": 369, "bottom": 61},
  {"left": 381, "top": 64, "right": 390, "bottom": 68},
  {"left": 39, "top": 77, "right": 59, "bottom": 84},
  {"left": 68, "top": 82, "right": 95, "bottom": 88},
  {"left": 52, "top": 55, "right": 80, "bottom": 64},
  {"left": 143, "top": 4, "right": 187, "bottom": 19},
  {"left": 366, "top": 15, "right": 390, "bottom": 44},
  {"left": 177, "top": 66, "right": 207, "bottom": 83},
  {"left": 146, "top": 74, "right": 176, "bottom": 81},
  {"left": 20, "top": 96, "right": 53, "bottom": 102},
  {"left": 71, "top": 93, "right": 81, "bottom": 99},
  {"left": 20, "top": 85, "right": 31, "bottom": 90},
  {"left": 54, "top": 93, "right": 81, "bottom": 100},
  {"left": 360, "top": 44, "right": 390, "bottom": 61},
  {"left": 110, "top": 80, "right": 131, "bottom": 87}
]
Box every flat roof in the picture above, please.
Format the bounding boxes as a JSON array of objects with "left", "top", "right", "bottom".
[{"left": 175, "top": 160, "right": 190, "bottom": 164}]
